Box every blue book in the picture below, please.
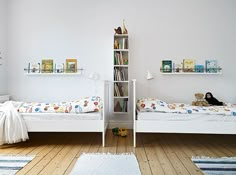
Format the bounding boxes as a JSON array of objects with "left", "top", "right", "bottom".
[
  {"left": 195, "top": 65, "right": 204, "bottom": 73},
  {"left": 206, "top": 60, "right": 217, "bottom": 73}
]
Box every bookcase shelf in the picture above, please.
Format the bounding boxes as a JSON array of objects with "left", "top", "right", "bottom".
[{"left": 113, "top": 34, "right": 129, "bottom": 114}]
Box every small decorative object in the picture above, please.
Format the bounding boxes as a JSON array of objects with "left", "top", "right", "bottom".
[
  {"left": 42, "top": 59, "right": 53, "bottom": 73},
  {"left": 29, "top": 62, "right": 40, "bottom": 73},
  {"left": 114, "top": 39, "right": 119, "bottom": 49},
  {"left": 192, "top": 93, "right": 209, "bottom": 106},
  {"left": 114, "top": 27, "right": 122, "bottom": 34},
  {"left": 66, "top": 59, "right": 77, "bottom": 73},
  {"left": 112, "top": 127, "right": 128, "bottom": 137},
  {"left": 206, "top": 60, "right": 217, "bottom": 73},
  {"left": 122, "top": 19, "right": 128, "bottom": 34},
  {"left": 195, "top": 65, "right": 204, "bottom": 73},
  {"left": 119, "top": 128, "right": 128, "bottom": 137},
  {"left": 205, "top": 92, "right": 224, "bottom": 106},
  {"left": 123, "top": 58, "right": 128, "bottom": 65},
  {"left": 183, "top": 59, "right": 195, "bottom": 72},
  {"left": 55, "top": 63, "right": 64, "bottom": 73},
  {"left": 146, "top": 70, "right": 154, "bottom": 80},
  {"left": 112, "top": 127, "right": 119, "bottom": 136},
  {"left": 162, "top": 60, "right": 172, "bottom": 72}
]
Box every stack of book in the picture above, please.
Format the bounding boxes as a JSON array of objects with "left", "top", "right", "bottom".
[
  {"left": 114, "top": 52, "right": 124, "bottom": 65},
  {"left": 114, "top": 38, "right": 128, "bottom": 50},
  {"left": 114, "top": 83, "right": 124, "bottom": 97},
  {"left": 114, "top": 68, "right": 126, "bottom": 81}
]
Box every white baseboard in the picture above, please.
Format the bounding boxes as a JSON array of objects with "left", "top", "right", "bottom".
[{"left": 108, "top": 121, "right": 133, "bottom": 129}]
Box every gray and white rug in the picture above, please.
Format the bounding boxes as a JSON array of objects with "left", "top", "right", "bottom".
[
  {"left": 0, "top": 155, "right": 35, "bottom": 175},
  {"left": 70, "top": 153, "right": 141, "bottom": 175},
  {"left": 192, "top": 156, "right": 236, "bottom": 175}
]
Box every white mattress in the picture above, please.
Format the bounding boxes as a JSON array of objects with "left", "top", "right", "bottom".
[
  {"left": 21, "top": 112, "right": 102, "bottom": 121},
  {"left": 137, "top": 111, "right": 236, "bottom": 122}
]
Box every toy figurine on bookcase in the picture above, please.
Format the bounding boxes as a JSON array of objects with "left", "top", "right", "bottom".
[
  {"left": 122, "top": 19, "right": 128, "bottom": 34},
  {"left": 114, "top": 27, "right": 122, "bottom": 34}
]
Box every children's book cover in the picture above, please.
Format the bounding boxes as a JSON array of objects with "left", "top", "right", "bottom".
[
  {"left": 162, "top": 60, "right": 172, "bottom": 73},
  {"left": 183, "top": 59, "right": 195, "bottom": 72},
  {"left": 42, "top": 59, "right": 53, "bottom": 73},
  {"left": 206, "top": 60, "right": 217, "bottom": 73},
  {"left": 195, "top": 65, "right": 204, "bottom": 73},
  {"left": 29, "top": 62, "right": 40, "bottom": 73},
  {"left": 66, "top": 59, "right": 77, "bottom": 73}
]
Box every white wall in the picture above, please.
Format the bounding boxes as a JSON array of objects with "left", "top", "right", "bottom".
[
  {"left": 0, "top": 0, "right": 7, "bottom": 94},
  {"left": 7, "top": 0, "right": 236, "bottom": 126}
]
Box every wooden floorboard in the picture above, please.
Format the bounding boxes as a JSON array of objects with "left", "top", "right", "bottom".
[{"left": 0, "top": 131, "right": 236, "bottom": 175}]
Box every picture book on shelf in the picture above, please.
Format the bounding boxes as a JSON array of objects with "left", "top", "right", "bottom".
[
  {"left": 42, "top": 59, "right": 53, "bottom": 73},
  {"left": 162, "top": 60, "right": 172, "bottom": 72},
  {"left": 183, "top": 59, "right": 195, "bottom": 72},
  {"left": 173, "top": 63, "right": 182, "bottom": 73},
  {"left": 206, "top": 60, "right": 217, "bottom": 73},
  {"left": 195, "top": 65, "right": 204, "bottom": 73},
  {"left": 28, "top": 62, "right": 40, "bottom": 73},
  {"left": 66, "top": 59, "right": 77, "bottom": 73},
  {"left": 55, "top": 63, "right": 64, "bottom": 73}
]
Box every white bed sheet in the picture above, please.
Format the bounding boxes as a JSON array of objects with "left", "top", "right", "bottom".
[
  {"left": 21, "top": 112, "right": 102, "bottom": 121},
  {"left": 137, "top": 111, "right": 236, "bottom": 122}
]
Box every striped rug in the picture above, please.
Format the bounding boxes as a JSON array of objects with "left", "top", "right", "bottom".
[
  {"left": 192, "top": 156, "right": 236, "bottom": 175},
  {"left": 0, "top": 155, "right": 35, "bottom": 175}
]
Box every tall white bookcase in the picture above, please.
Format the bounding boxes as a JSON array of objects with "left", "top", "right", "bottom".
[{"left": 113, "top": 34, "right": 129, "bottom": 114}]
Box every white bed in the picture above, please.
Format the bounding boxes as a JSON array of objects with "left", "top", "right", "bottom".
[
  {"left": 132, "top": 80, "right": 236, "bottom": 147},
  {"left": 17, "top": 81, "right": 109, "bottom": 147}
]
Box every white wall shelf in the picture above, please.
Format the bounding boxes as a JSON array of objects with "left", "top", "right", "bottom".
[
  {"left": 24, "top": 72, "right": 82, "bottom": 76},
  {"left": 24, "top": 68, "right": 83, "bottom": 75},
  {"left": 161, "top": 72, "right": 222, "bottom": 75}
]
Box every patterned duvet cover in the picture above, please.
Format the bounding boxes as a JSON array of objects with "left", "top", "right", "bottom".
[
  {"left": 18, "top": 96, "right": 102, "bottom": 113},
  {"left": 137, "top": 98, "right": 236, "bottom": 116}
]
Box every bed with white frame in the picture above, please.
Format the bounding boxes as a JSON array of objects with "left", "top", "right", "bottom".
[
  {"left": 132, "top": 79, "right": 236, "bottom": 147},
  {"left": 20, "top": 80, "right": 109, "bottom": 147}
]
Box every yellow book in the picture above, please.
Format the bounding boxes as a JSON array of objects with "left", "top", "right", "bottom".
[
  {"left": 183, "top": 59, "right": 195, "bottom": 72},
  {"left": 42, "top": 59, "right": 53, "bottom": 73},
  {"left": 66, "top": 59, "right": 77, "bottom": 73}
]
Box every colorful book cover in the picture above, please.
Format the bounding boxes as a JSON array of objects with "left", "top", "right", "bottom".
[
  {"left": 206, "top": 60, "right": 217, "bottom": 73},
  {"left": 183, "top": 59, "right": 195, "bottom": 72},
  {"left": 162, "top": 60, "right": 172, "bottom": 73},
  {"left": 55, "top": 63, "right": 64, "bottom": 73},
  {"left": 66, "top": 59, "right": 77, "bottom": 73},
  {"left": 29, "top": 62, "right": 40, "bottom": 73},
  {"left": 174, "top": 63, "right": 182, "bottom": 73},
  {"left": 42, "top": 59, "right": 53, "bottom": 73},
  {"left": 195, "top": 65, "right": 204, "bottom": 73}
]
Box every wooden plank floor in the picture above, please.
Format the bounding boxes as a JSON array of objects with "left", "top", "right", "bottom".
[{"left": 0, "top": 131, "right": 236, "bottom": 175}]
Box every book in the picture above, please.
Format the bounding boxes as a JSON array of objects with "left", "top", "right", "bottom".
[
  {"left": 66, "top": 59, "right": 77, "bottom": 73},
  {"left": 29, "top": 62, "right": 40, "bottom": 73},
  {"left": 173, "top": 63, "right": 182, "bottom": 73},
  {"left": 195, "top": 65, "right": 204, "bottom": 73},
  {"left": 183, "top": 59, "right": 195, "bottom": 72},
  {"left": 206, "top": 60, "right": 217, "bottom": 73},
  {"left": 42, "top": 59, "right": 53, "bottom": 73},
  {"left": 162, "top": 60, "right": 172, "bottom": 72},
  {"left": 55, "top": 63, "right": 64, "bottom": 73}
]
